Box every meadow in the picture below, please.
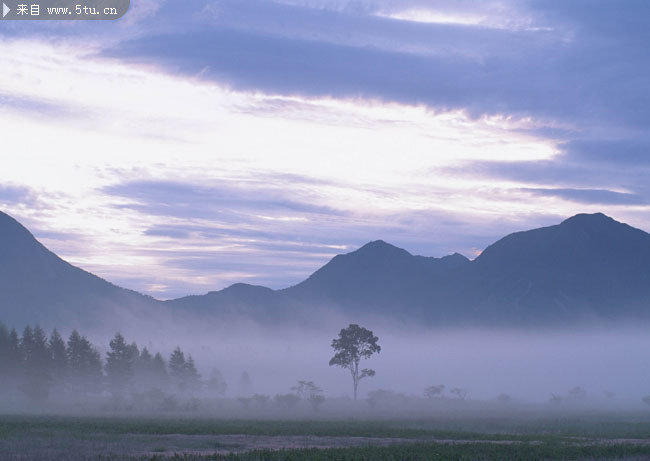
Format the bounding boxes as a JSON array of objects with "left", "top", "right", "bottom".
[{"left": 2, "top": 411, "right": 650, "bottom": 460}]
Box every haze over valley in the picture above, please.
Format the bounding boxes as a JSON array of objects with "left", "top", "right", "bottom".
[
  {"left": 2, "top": 2, "right": 650, "bottom": 458},
  {"left": 2, "top": 210, "right": 650, "bottom": 404}
]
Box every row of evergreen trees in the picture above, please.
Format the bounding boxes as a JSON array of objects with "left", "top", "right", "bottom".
[{"left": 0, "top": 323, "right": 201, "bottom": 402}]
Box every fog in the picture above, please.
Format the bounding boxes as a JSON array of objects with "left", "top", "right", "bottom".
[
  {"left": 3, "top": 312, "right": 650, "bottom": 416},
  {"left": 153, "top": 321, "right": 650, "bottom": 404}
]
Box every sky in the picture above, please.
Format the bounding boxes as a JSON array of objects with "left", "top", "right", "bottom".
[{"left": 1, "top": 0, "right": 649, "bottom": 299}]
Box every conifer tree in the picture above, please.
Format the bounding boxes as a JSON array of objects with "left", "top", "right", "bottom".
[
  {"left": 169, "top": 346, "right": 186, "bottom": 391},
  {"left": 151, "top": 352, "right": 169, "bottom": 388},
  {"left": 105, "top": 333, "right": 136, "bottom": 397},
  {"left": 67, "top": 330, "right": 103, "bottom": 396},
  {"left": 184, "top": 354, "right": 201, "bottom": 394},
  {"left": 129, "top": 342, "right": 140, "bottom": 364},
  {"left": 20, "top": 325, "right": 52, "bottom": 401},
  {"left": 48, "top": 329, "right": 68, "bottom": 390},
  {"left": 134, "top": 347, "right": 153, "bottom": 390},
  {"left": 0, "top": 323, "right": 10, "bottom": 378},
  {"left": 140, "top": 347, "right": 153, "bottom": 364},
  {"left": 7, "top": 328, "right": 22, "bottom": 384},
  {"left": 20, "top": 325, "right": 33, "bottom": 357},
  {"left": 0, "top": 325, "right": 22, "bottom": 397}
]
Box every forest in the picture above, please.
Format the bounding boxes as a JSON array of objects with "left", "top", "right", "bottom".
[{"left": 0, "top": 322, "right": 221, "bottom": 408}]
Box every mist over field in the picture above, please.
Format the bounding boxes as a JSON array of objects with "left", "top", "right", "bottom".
[
  {"left": 97, "top": 321, "right": 650, "bottom": 404},
  {"left": 4, "top": 1, "right": 650, "bottom": 458},
  {"left": 4, "top": 312, "right": 650, "bottom": 415},
  {"left": 3, "top": 211, "right": 650, "bottom": 415}
]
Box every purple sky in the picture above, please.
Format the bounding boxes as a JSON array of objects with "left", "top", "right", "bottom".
[{"left": 1, "top": 0, "right": 649, "bottom": 299}]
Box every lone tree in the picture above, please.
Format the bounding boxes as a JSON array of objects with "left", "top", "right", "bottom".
[{"left": 329, "top": 324, "right": 380, "bottom": 400}]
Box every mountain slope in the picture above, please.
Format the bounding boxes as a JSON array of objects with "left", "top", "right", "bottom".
[
  {"left": 2, "top": 210, "right": 650, "bottom": 327},
  {"left": 166, "top": 283, "right": 290, "bottom": 322},
  {"left": 278, "top": 214, "right": 650, "bottom": 323},
  {"left": 457, "top": 212, "right": 650, "bottom": 322},
  {"left": 0, "top": 212, "right": 159, "bottom": 328},
  {"left": 283, "top": 240, "right": 469, "bottom": 312}
]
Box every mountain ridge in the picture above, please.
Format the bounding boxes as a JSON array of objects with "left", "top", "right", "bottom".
[
  {"left": 0, "top": 212, "right": 160, "bottom": 328},
  {"left": 2, "top": 210, "right": 650, "bottom": 327}
]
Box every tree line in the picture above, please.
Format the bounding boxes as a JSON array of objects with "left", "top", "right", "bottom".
[
  {"left": 1, "top": 321, "right": 384, "bottom": 405},
  {"left": 0, "top": 323, "right": 205, "bottom": 402}
]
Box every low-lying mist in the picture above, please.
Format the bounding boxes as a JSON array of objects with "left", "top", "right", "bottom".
[
  {"left": 3, "top": 312, "right": 650, "bottom": 416},
  {"left": 155, "top": 321, "right": 650, "bottom": 404}
]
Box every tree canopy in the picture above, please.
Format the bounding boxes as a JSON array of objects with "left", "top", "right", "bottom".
[{"left": 329, "top": 324, "right": 380, "bottom": 400}]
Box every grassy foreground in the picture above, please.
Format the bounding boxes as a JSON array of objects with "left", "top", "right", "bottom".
[
  {"left": 148, "top": 443, "right": 650, "bottom": 461},
  {"left": 2, "top": 413, "right": 650, "bottom": 460}
]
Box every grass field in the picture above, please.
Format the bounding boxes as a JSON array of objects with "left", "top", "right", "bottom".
[{"left": 2, "top": 413, "right": 650, "bottom": 460}]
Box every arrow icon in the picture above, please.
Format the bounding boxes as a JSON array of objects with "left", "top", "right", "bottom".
[{"left": 2, "top": 3, "right": 9, "bottom": 18}]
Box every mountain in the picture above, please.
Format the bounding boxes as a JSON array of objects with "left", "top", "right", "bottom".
[
  {"left": 166, "top": 283, "right": 289, "bottom": 322},
  {"left": 458, "top": 212, "right": 650, "bottom": 323},
  {"left": 2, "top": 210, "right": 650, "bottom": 327},
  {"left": 283, "top": 240, "right": 469, "bottom": 313},
  {"left": 0, "top": 212, "right": 159, "bottom": 328},
  {"left": 164, "top": 213, "right": 650, "bottom": 324}
]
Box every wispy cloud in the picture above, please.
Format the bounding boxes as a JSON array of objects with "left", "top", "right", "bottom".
[
  {"left": 0, "top": 185, "right": 35, "bottom": 205},
  {"left": 2, "top": 1, "right": 650, "bottom": 298},
  {"left": 562, "top": 139, "right": 650, "bottom": 166},
  {"left": 105, "top": 0, "right": 650, "bottom": 132},
  {"left": 521, "top": 188, "right": 648, "bottom": 206},
  {"left": 103, "top": 179, "right": 345, "bottom": 220}
]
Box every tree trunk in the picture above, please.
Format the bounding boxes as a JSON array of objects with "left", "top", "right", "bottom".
[{"left": 352, "top": 359, "right": 359, "bottom": 400}]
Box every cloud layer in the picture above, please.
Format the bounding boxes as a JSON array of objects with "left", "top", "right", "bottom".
[{"left": 1, "top": 0, "right": 649, "bottom": 298}]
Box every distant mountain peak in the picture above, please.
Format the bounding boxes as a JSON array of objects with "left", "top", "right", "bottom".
[
  {"left": 0, "top": 210, "right": 37, "bottom": 247},
  {"left": 203, "top": 283, "right": 274, "bottom": 297},
  {"left": 221, "top": 283, "right": 275, "bottom": 294},
  {"left": 561, "top": 212, "right": 615, "bottom": 226},
  {"left": 358, "top": 239, "right": 402, "bottom": 249},
  {"left": 4, "top": 209, "right": 650, "bottom": 327},
  {"left": 444, "top": 252, "right": 470, "bottom": 262},
  {"left": 0, "top": 209, "right": 156, "bottom": 328},
  {"left": 354, "top": 240, "right": 412, "bottom": 257}
]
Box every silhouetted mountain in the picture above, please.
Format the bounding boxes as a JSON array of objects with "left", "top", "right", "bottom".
[
  {"left": 162, "top": 213, "right": 650, "bottom": 324},
  {"left": 166, "top": 283, "right": 289, "bottom": 321},
  {"left": 2, "top": 210, "right": 650, "bottom": 327},
  {"left": 283, "top": 240, "right": 469, "bottom": 312},
  {"left": 0, "top": 211, "right": 158, "bottom": 328},
  {"left": 457, "top": 212, "right": 650, "bottom": 323}
]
